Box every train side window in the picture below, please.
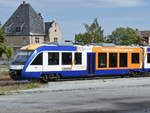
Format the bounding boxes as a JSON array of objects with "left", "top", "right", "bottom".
[
  {"left": 120, "top": 53, "right": 128, "bottom": 67},
  {"left": 98, "top": 53, "right": 107, "bottom": 68},
  {"left": 31, "top": 53, "right": 43, "bottom": 65},
  {"left": 132, "top": 53, "right": 139, "bottom": 64},
  {"left": 48, "top": 52, "right": 59, "bottom": 65},
  {"left": 75, "top": 53, "right": 82, "bottom": 65},
  {"left": 147, "top": 53, "right": 150, "bottom": 63},
  {"left": 62, "top": 52, "right": 72, "bottom": 65},
  {"left": 109, "top": 53, "right": 117, "bottom": 68}
]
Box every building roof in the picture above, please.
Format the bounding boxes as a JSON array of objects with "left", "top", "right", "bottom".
[
  {"left": 140, "top": 31, "right": 150, "bottom": 37},
  {"left": 45, "top": 21, "right": 54, "bottom": 35},
  {"left": 2, "top": 2, "right": 45, "bottom": 36}
]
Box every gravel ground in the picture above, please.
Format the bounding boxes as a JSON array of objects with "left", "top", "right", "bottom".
[{"left": 1, "top": 77, "right": 150, "bottom": 113}]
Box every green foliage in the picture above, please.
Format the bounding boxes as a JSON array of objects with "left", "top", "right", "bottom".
[
  {"left": 108, "top": 27, "right": 142, "bottom": 45},
  {"left": 5, "top": 45, "right": 14, "bottom": 59},
  {"left": 0, "top": 41, "right": 6, "bottom": 57},
  {"left": 75, "top": 18, "right": 104, "bottom": 44},
  {"left": 0, "top": 21, "right": 14, "bottom": 58},
  {"left": 0, "top": 29, "right": 7, "bottom": 43}
]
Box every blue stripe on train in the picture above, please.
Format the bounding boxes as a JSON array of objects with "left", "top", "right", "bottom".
[
  {"left": 147, "top": 48, "right": 150, "bottom": 52},
  {"left": 22, "top": 69, "right": 142, "bottom": 79},
  {"left": 144, "top": 68, "right": 150, "bottom": 72}
]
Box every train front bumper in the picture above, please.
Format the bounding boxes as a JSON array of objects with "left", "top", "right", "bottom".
[{"left": 9, "top": 65, "right": 24, "bottom": 80}]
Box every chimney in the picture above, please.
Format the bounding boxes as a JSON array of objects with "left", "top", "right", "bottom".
[
  {"left": 38, "top": 13, "right": 43, "bottom": 19},
  {"left": 23, "top": 1, "right": 26, "bottom": 4},
  {"left": 136, "top": 28, "right": 139, "bottom": 32}
]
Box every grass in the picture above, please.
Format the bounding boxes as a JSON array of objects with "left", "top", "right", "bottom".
[
  {"left": 0, "top": 66, "right": 42, "bottom": 95},
  {"left": 0, "top": 65, "right": 9, "bottom": 69},
  {"left": 0, "top": 64, "right": 10, "bottom": 80},
  {"left": 0, "top": 71, "right": 10, "bottom": 80},
  {"left": 0, "top": 82, "right": 41, "bottom": 95}
]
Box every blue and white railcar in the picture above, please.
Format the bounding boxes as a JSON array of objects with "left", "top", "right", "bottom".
[
  {"left": 143, "top": 47, "right": 150, "bottom": 72},
  {"left": 10, "top": 43, "right": 92, "bottom": 81},
  {"left": 10, "top": 43, "right": 147, "bottom": 82}
]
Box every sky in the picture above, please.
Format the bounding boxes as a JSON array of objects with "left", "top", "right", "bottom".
[{"left": 0, "top": 0, "right": 150, "bottom": 42}]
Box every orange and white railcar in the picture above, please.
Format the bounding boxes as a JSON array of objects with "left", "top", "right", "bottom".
[{"left": 9, "top": 43, "right": 145, "bottom": 81}]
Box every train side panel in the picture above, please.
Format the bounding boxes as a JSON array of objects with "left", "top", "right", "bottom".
[
  {"left": 22, "top": 45, "right": 92, "bottom": 79},
  {"left": 21, "top": 45, "right": 144, "bottom": 80},
  {"left": 92, "top": 46, "right": 143, "bottom": 75}
]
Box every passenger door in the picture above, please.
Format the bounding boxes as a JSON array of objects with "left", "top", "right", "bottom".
[{"left": 87, "top": 53, "right": 96, "bottom": 74}]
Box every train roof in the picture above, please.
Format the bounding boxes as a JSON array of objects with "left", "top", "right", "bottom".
[
  {"left": 20, "top": 44, "right": 45, "bottom": 50},
  {"left": 20, "top": 43, "right": 142, "bottom": 51}
]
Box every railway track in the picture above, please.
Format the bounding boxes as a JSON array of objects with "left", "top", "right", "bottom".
[
  {"left": 45, "top": 74, "right": 150, "bottom": 83},
  {"left": 0, "top": 80, "right": 28, "bottom": 86},
  {"left": 1, "top": 74, "right": 150, "bottom": 86}
]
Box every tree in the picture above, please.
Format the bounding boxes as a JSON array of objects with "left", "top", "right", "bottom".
[
  {"left": 0, "top": 21, "right": 14, "bottom": 58},
  {"left": 107, "top": 27, "right": 142, "bottom": 45},
  {"left": 5, "top": 45, "right": 14, "bottom": 59},
  {"left": 75, "top": 18, "right": 104, "bottom": 44}
]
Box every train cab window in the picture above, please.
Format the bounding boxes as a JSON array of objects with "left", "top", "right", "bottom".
[
  {"left": 48, "top": 52, "right": 59, "bottom": 65},
  {"left": 98, "top": 53, "right": 107, "bottom": 68},
  {"left": 120, "top": 53, "right": 128, "bottom": 67},
  {"left": 31, "top": 53, "right": 43, "bottom": 65},
  {"left": 109, "top": 53, "right": 117, "bottom": 68},
  {"left": 62, "top": 52, "right": 72, "bottom": 65},
  {"left": 75, "top": 53, "right": 82, "bottom": 65},
  {"left": 132, "top": 53, "right": 139, "bottom": 64},
  {"left": 147, "top": 53, "right": 150, "bottom": 63}
]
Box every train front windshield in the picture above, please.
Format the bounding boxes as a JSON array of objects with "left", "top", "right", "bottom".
[{"left": 10, "top": 50, "right": 33, "bottom": 65}]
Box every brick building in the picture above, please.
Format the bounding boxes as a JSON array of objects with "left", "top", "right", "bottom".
[
  {"left": 2, "top": 1, "right": 62, "bottom": 52},
  {"left": 136, "top": 29, "right": 150, "bottom": 45}
]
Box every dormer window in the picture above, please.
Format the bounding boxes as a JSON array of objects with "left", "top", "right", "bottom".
[
  {"left": 35, "top": 37, "right": 40, "bottom": 43},
  {"left": 16, "top": 27, "right": 21, "bottom": 32},
  {"left": 54, "top": 37, "right": 58, "bottom": 42}
]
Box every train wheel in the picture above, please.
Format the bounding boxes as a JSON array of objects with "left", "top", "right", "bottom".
[
  {"left": 49, "top": 74, "right": 57, "bottom": 81},
  {"left": 128, "top": 71, "right": 135, "bottom": 77},
  {"left": 9, "top": 70, "right": 20, "bottom": 80},
  {"left": 57, "top": 74, "right": 62, "bottom": 80},
  {"left": 40, "top": 74, "right": 49, "bottom": 83}
]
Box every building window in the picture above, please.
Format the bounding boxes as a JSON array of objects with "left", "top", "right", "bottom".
[
  {"left": 75, "top": 53, "right": 82, "bottom": 65},
  {"left": 16, "top": 27, "right": 21, "bottom": 32},
  {"left": 98, "top": 53, "right": 107, "bottom": 68},
  {"left": 120, "top": 53, "right": 128, "bottom": 67},
  {"left": 48, "top": 52, "right": 59, "bottom": 65},
  {"left": 147, "top": 53, "right": 150, "bottom": 63},
  {"left": 35, "top": 37, "right": 40, "bottom": 43},
  {"left": 132, "top": 53, "right": 139, "bottom": 64},
  {"left": 54, "top": 37, "right": 58, "bottom": 42},
  {"left": 62, "top": 52, "right": 72, "bottom": 65},
  {"left": 22, "top": 37, "right": 27, "bottom": 45},
  {"left": 31, "top": 53, "right": 43, "bottom": 65},
  {"left": 109, "top": 53, "right": 117, "bottom": 68},
  {"left": 55, "top": 29, "right": 57, "bottom": 32}
]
